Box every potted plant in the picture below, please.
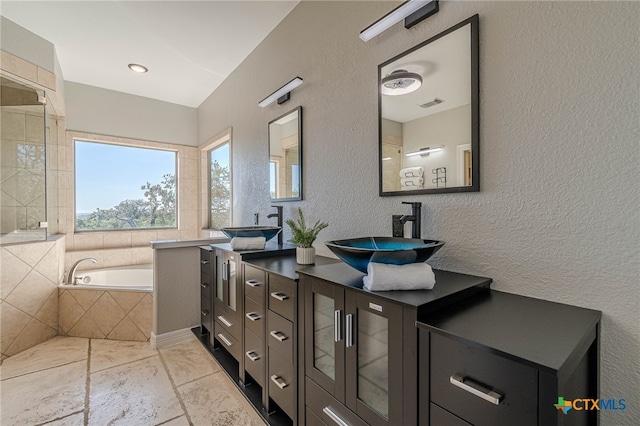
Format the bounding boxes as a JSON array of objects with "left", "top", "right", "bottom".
[{"left": 285, "top": 207, "right": 329, "bottom": 264}]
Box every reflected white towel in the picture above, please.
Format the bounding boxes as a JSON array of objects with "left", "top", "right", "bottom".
[
  {"left": 399, "top": 167, "right": 424, "bottom": 178},
  {"left": 400, "top": 177, "right": 424, "bottom": 187},
  {"left": 230, "top": 237, "right": 266, "bottom": 250},
  {"left": 363, "top": 262, "right": 435, "bottom": 291}
]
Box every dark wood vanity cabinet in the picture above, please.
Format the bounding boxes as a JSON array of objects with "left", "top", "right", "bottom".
[
  {"left": 214, "top": 249, "right": 243, "bottom": 360},
  {"left": 199, "top": 247, "right": 214, "bottom": 338},
  {"left": 417, "top": 290, "right": 601, "bottom": 426}
]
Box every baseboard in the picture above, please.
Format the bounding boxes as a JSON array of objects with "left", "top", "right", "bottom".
[{"left": 150, "top": 327, "right": 196, "bottom": 350}]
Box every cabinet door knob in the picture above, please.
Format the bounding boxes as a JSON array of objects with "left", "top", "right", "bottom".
[
  {"left": 270, "top": 330, "right": 288, "bottom": 342},
  {"left": 217, "top": 316, "right": 232, "bottom": 328},
  {"left": 245, "top": 351, "right": 261, "bottom": 362},
  {"left": 345, "top": 313, "right": 354, "bottom": 348},
  {"left": 200, "top": 310, "right": 209, "bottom": 317},
  {"left": 270, "top": 374, "right": 288, "bottom": 389},
  {"left": 217, "top": 333, "right": 232, "bottom": 347},
  {"left": 201, "top": 283, "right": 209, "bottom": 289},
  {"left": 449, "top": 374, "right": 502, "bottom": 405},
  {"left": 270, "top": 292, "right": 289, "bottom": 302},
  {"left": 334, "top": 310, "right": 342, "bottom": 342},
  {"left": 246, "top": 279, "right": 262, "bottom": 287},
  {"left": 245, "top": 312, "right": 262, "bottom": 321},
  {"left": 200, "top": 259, "right": 209, "bottom": 265}
]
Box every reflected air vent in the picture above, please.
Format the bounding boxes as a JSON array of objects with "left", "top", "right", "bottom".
[{"left": 419, "top": 98, "right": 444, "bottom": 109}]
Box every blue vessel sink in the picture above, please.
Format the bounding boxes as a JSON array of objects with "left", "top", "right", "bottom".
[
  {"left": 221, "top": 226, "right": 282, "bottom": 241},
  {"left": 325, "top": 237, "right": 444, "bottom": 273}
]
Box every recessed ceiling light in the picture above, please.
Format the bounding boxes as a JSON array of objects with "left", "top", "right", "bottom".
[{"left": 128, "top": 63, "right": 148, "bottom": 73}]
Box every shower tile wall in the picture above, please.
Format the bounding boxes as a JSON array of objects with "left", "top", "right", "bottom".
[{"left": 0, "top": 235, "right": 65, "bottom": 361}]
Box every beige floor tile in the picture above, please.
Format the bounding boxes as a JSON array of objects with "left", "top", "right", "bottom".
[
  {"left": 88, "top": 356, "right": 183, "bottom": 425},
  {"left": 90, "top": 339, "right": 156, "bottom": 373},
  {"left": 159, "top": 415, "right": 190, "bottom": 425},
  {"left": 4, "top": 318, "right": 58, "bottom": 357},
  {"left": 177, "top": 371, "right": 266, "bottom": 426},
  {"left": 159, "top": 337, "right": 220, "bottom": 387},
  {"left": 0, "top": 360, "right": 86, "bottom": 425},
  {"left": 0, "top": 336, "right": 88, "bottom": 380},
  {"left": 41, "top": 411, "right": 85, "bottom": 425}
]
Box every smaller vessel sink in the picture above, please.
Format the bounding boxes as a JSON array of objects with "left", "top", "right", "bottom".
[
  {"left": 221, "top": 226, "right": 282, "bottom": 241},
  {"left": 325, "top": 237, "right": 444, "bottom": 273}
]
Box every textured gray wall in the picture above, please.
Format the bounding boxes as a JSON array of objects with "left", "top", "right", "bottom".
[
  {"left": 198, "top": 1, "right": 639, "bottom": 423},
  {"left": 65, "top": 82, "right": 198, "bottom": 146}
]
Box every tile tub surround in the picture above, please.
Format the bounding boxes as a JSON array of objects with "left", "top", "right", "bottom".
[
  {"left": 0, "top": 235, "right": 65, "bottom": 361},
  {"left": 0, "top": 336, "right": 266, "bottom": 425},
  {"left": 59, "top": 287, "right": 152, "bottom": 342}
]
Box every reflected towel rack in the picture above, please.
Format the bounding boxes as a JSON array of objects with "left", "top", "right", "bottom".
[{"left": 432, "top": 167, "right": 446, "bottom": 188}]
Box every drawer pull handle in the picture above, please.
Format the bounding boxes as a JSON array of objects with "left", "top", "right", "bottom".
[
  {"left": 217, "top": 333, "right": 232, "bottom": 347},
  {"left": 217, "top": 316, "right": 232, "bottom": 327},
  {"left": 200, "top": 259, "right": 209, "bottom": 265},
  {"left": 322, "top": 407, "right": 349, "bottom": 426},
  {"left": 334, "top": 310, "right": 342, "bottom": 342},
  {"left": 245, "top": 351, "right": 261, "bottom": 362},
  {"left": 450, "top": 374, "right": 502, "bottom": 405},
  {"left": 201, "top": 283, "right": 209, "bottom": 289},
  {"left": 270, "top": 292, "right": 289, "bottom": 302},
  {"left": 201, "top": 310, "right": 209, "bottom": 317},
  {"left": 270, "top": 374, "right": 288, "bottom": 389},
  {"left": 270, "top": 330, "right": 288, "bottom": 342},
  {"left": 346, "top": 314, "right": 354, "bottom": 348},
  {"left": 245, "top": 312, "right": 262, "bottom": 321},
  {"left": 246, "top": 279, "right": 262, "bottom": 287}
]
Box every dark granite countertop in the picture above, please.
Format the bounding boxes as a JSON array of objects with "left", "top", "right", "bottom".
[
  {"left": 244, "top": 255, "right": 341, "bottom": 280},
  {"left": 209, "top": 241, "right": 296, "bottom": 259}
]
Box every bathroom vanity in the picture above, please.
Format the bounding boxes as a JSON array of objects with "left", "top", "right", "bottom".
[{"left": 196, "top": 246, "right": 600, "bottom": 426}]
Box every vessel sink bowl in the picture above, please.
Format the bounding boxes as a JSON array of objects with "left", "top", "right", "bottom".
[
  {"left": 325, "top": 237, "right": 444, "bottom": 273},
  {"left": 221, "top": 226, "right": 282, "bottom": 241}
]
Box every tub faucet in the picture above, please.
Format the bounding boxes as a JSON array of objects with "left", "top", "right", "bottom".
[
  {"left": 66, "top": 257, "right": 97, "bottom": 284},
  {"left": 399, "top": 202, "right": 422, "bottom": 239},
  {"left": 267, "top": 205, "right": 283, "bottom": 245}
]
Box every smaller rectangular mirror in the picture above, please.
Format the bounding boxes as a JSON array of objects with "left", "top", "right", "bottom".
[{"left": 269, "top": 106, "right": 302, "bottom": 201}]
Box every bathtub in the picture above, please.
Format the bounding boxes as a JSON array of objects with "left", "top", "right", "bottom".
[
  {"left": 58, "top": 264, "right": 153, "bottom": 342},
  {"left": 61, "top": 264, "right": 153, "bottom": 291}
]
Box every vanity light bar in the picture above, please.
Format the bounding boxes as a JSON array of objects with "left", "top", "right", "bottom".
[
  {"left": 258, "top": 77, "right": 303, "bottom": 108},
  {"left": 406, "top": 147, "right": 442, "bottom": 157},
  {"left": 359, "top": 0, "right": 438, "bottom": 42}
]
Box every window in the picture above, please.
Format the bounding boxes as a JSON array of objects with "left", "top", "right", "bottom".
[
  {"left": 208, "top": 142, "right": 231, "bottom": 230},
  {"left": 75, "top": 140, "right": 177, "bottom": 231}
]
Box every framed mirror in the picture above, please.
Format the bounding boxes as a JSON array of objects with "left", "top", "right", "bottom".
[
  {"left": 269, "top": 106, "right": 302, "bottom": 201},
  {"left": 379, "top": 15, "right": 479, "bottom": 195}
]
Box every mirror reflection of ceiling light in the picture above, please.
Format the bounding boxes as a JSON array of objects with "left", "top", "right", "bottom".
[
  {"left": 405, "top": 147, "right": 442, "bottom": 157},
  {"left": 128, "top": 63, "right": 148, "bottom": 73},
  {"left": 382, "top": 157, "right": 392, "bottom": 161},
  {"left": 382, "top": 70, "right": 422, "bottom": 96}
]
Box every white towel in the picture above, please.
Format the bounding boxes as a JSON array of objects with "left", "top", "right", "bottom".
[
  {"left": 363, "top": 262, "right": 435, "bottom": 291},
  {"left": 230, "top": 237, "right": 266, "bottom": 250},
  {"left": 399, "top": 167, "right": 424, "bottom": 178},
  {"left": 400, "top": 177, "right": 424, "bottom": 187}
]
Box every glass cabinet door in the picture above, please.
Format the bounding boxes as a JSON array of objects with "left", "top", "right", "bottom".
[
  {"left": 345, "top": 293, "right": 403, "bottom": 426},
  {"left": 305, "top": 279, "right": 345, "bottom": 402}
]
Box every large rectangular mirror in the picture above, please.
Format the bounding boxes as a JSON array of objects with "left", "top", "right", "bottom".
[
  {"left": 379, "top": 15, "right": 479, "bottom": 195},
  {"left": 269, "top": 106, "right": 302, "bottom": 201}
]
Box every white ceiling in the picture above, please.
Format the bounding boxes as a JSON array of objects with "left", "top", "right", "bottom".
[{"left": 1, "top": 1, "right": 299, "bottom": 108}]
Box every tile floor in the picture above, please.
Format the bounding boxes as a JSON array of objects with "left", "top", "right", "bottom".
[{"left": 0, "top": 335, "right": 266, "bottom": 425}]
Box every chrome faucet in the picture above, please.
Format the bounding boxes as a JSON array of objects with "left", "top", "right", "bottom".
[
  {"left": 267, "top": 205, "right": 283, "bottom": 245},
  {"left": 66, "top": 257, "right": 97, "bottom": 284},
  {"left": 399, "top": 202, "right": 422, "bottom": 239}
]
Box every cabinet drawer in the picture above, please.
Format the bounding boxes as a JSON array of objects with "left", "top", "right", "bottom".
[
  {"left": 268, "top": 310, "right": 293, "bottom": 361},
  {"left": 306, "top": 407, "right": 327, "bottom": 426},
  {"left": 306, "top": 378, "right": 368, "bottom": 426},
  {"left": 215, "top": 322, "right": 241, "bottom": 362},
  {"left": 268, "top": 274, "right": 296, "bottom": 322},
  {"left": 200, "top": 249, "right": 213, "bottom": 273},
  {"left": 430, "top": 333, "right": 538, "bottom": 426},
  {"left": 430, "top": 403, "right": 472, "bottom": 426},
  {"left": 244, "top": 265, "right": 266, "bottom": 304},
  {"left": 244, "top": 297, "right": 265, "bottom": 339},
  {"left": 268, "top": 348, "right": 295, "bottom": 420},
  {"left": 200, "top": 294, "right": 212, "bottom": 335},
  {"left": 244, "top": 328, "right": 265, "bottom": 388},
  {"left": 200, "top": 272, "right": 212, "bottom": 299},
  {"left": 215, "top": 308, "right": 241, "bottom": 341}
]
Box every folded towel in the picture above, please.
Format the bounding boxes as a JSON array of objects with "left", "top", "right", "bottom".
[
  {"left": 230, "top": 237, "right": 266, "bottom": 250},
  {"left": 363, "top": 262, "right": 435, "bottom": 291},
  {"left": 399, "top": 167, "right": 424, "bottom": 178},
  {"left": 400, "top": 177, "right": 424, "bottom": 187}
]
